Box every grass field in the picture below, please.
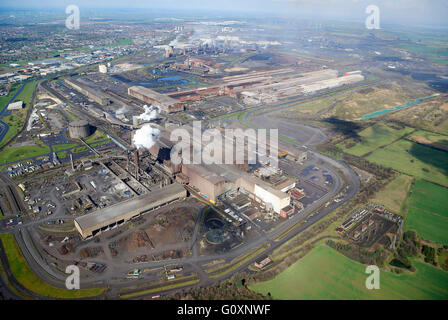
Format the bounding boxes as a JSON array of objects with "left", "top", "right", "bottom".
[
  {"left": 0, "top": 84, "right": 21, "bottom": 112},
  {"left": 365, "top": 139, "right": 448, "bottom": 187},
  {"left": 397, "top": 43, "right": 448, "bottom": 64},
  {"left": 72, "top": 146, "right": 88, "bottom": 154},
  {"left": 52, "top": 143, "right": 77, "bottom": 152},
  {"left": 281, "top": 94, "right": 348, "bottom": 117},
  {"left": 0, "top": 144, "right": 50, "bottom": 164},
  {"left": 84, "top": 129, "right": 108, "bottom": 144},
  {"left": 15, "top": 80, "right": 37, "bottom": 107},
  {"left": 249, "top": 245, "right": 448, "bottom": 300},
  {"left": 105, "top": 38, "right": 133, "bottom": 47},
  {"left": 370, "top": 174, "right": 414, "bottom": 214},
  {"left": 340, "top": 123, "right": 414, "bottom": 156},
  {"left": 0, "top": 233, "right": 104, "bottom": 298},
  {"left": 120, "top": 279, "right": 199, "bottom": 299},
  {"left": 0, "top": 81, "right": 37, "bottom": 148},
  {"left": 56, "top": 151, "right": 68, "bottom": 159},
  {"left": 64, "top": 110, "right": 80, "bottom": 121},
  {"left": 0, "top": 114, "right": 24, "bottom": 148},
  {"left": 408, "top": 130, "right": 448, "bottom": 145},
  {"left": 405, "top": 180, "right": 448, "bottom": 245}
]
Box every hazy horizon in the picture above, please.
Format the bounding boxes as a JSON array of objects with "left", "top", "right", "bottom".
[{"left": 0, "top": 0, "right": 447, "bottom": 29}]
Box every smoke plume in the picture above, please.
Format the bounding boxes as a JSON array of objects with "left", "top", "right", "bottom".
[
  {"left": 138, "top": 104, "right": 160, "bottom": 121},
  {"left": 133, "top": 124, "right": 160, "bottom": 150},
  {"left": 116, "top": 105, "right": 128, "bottom": 115}
]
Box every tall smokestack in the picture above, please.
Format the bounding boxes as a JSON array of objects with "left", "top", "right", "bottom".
[
  {"left": 70, "top": 153, "right": 75, "bottom": 171},
  {"left": 127, "top": 151, "right": 130, "bottom": 172},
  {"left": 134, "top": 149, "right": 139, "bottom": 180}
]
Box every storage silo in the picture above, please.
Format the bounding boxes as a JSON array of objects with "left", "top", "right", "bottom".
[{"left": 69, "top": 120, "right": 91, "bottom": 139}]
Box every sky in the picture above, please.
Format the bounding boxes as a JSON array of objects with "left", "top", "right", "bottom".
[{"left": 1, "top": 0, "right": 447, "bottom": 28}]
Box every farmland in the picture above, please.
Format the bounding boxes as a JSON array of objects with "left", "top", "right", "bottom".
[
  {"left": 369, "top": 174, "right": 414, "bottom": 214},
  {"left": 409, "top": 130, "right": 448, "bottom": 145},
  {"left": 365, "top": 139, "right": 448, "bottom": 187},
  {"left": 339, "top": 123, "right": 414, "bottom": 157},
  {"left": 405, "top": 180, "right": 448, "bottom": 245},
  {"left": 249, "top": 245, "right": 448, "bottom": 300}
]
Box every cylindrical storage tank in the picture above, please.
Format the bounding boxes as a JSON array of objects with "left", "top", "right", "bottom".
[{"left": 69, "top": 120, "right": 91, "bottom": 139}]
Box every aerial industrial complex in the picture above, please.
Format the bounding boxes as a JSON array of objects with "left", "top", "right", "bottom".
[{"left": 0, "top": 6, "right": 446, "bottom": 302}]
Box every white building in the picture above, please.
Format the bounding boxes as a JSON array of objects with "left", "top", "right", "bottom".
[
  {"left": 99, "top": 64, "right": 108, "bottom": 73},
  {"left": 7, "top": 101, "right": 23, "bottom": 110}
]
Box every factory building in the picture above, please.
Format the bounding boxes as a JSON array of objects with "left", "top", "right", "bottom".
[
  {"left": 236, "top": 69, "right": 363, "bottom": 101},
  {"left": 149, "top": 135, "right": 175, "bottom": 163},
  {"left": 300, "top": 74, "right": 364, "bottom": 94},
  {"left": 128, "top": 86, "right": 184, "bottom": 113},
  {"left": 162, "top": 68, "right": 357, "bottom": 105},
  {"left": 167, "top": 86, "right": 222, "bottom": 102},
  {"left": 64, "top": 78, "right": 112, "bottom": 106},
  {"left": 74, "top": 183, "right": 187, "bottom": 239},
  {"left": 68, "top": 120, "right": 92, "bottom": 139},
  {"left": 182, "top": 163, "right": 290, "bottom": 214}
]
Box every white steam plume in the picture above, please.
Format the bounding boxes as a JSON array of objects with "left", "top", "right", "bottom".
[
  {"left": 138, "top": 104, "right": 160, "bottom": 121},
  {"left": 133, "top": 124, "right": 160, "bottom": 150},
  {"left": 116, "top": 105, "right": 128, "bottom": 115}
]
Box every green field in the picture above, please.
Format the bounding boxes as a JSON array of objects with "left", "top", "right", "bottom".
[
  {"left": 398, "top": 44, "right": 448, "bottom": 57},
  {"left": 0, "top": 144, "right": 50, "bottom": 164},
  {"left": 0, "top": 114, "right": 24, "bottom": 148},
  {"left": 84, "top": 129, "right": 108, "bottom": 144},
  {"left": 0, "top": 81, "right": 38, "bottom": 148},
  {"left": 72, "top": 146, "right": 88, "bottom": 153},
  {"left": 408, "top": 130, "right": 448, "bottom": 145},
  {"left": 105, "top": 38, "right": 133, "bottom": 47},
  {"left": 365, "top": 139, "right": 448, "bottom": 187},
  {"left": 340, "top": 123, "right": 414, "bottom": 156},
  {"left": 281, "top": 94, "right": 348, "bottom": 117},
  {"left": 52, "top": 143, "right": 77, "bottom": 152},
  {"left": 405, "top": 180, "right": 448, "bottom": 245},
  {"left": 370, "top": 174, "right": 414, "bottom": 214},
  {"left": 249, "top": 245, "right": 448, "bottom": 300},
  {"left": 15, "top": 80, "right": 37, "bottom": 107},
  {"left": 0, "top": 84, "right": 21, "bottom": 111},
  {"left": 56, "top": 151, "right": 68, "bottom": 159},
  {"left": 0, "top": 233, "right": 104, "bottom": 298}
]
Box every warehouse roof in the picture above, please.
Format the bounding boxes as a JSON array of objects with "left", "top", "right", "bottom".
[
  {"left": 75, "top": 183, "right": 186, "bottom": 231},
  {"left": 129, "top": 86, "right": 179, "bottom": 106}
]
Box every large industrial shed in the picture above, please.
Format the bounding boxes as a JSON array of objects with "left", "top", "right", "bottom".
[
  {"left": 182, "top": 163, "right": 290, "bottom": 214},
  {"left": 128, "top": 86, "right": 184, "bottom": 113},
  {"left": 64, "top": 78, "right": 112, "bottom": 106},
  {"left": 74, "top": 183, "right": 187, "bottom": 239}
]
